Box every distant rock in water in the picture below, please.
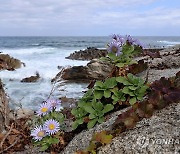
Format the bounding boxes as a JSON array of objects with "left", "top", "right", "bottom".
[
  {"left": 21, "top": 72, "right": 40, "bottom": 83},
  {"left": 65, "top": 47, "right": 108, "bottom": 60},
  {"left": 0, "top": 53, "right": 23, "bottom": 71},
  {"left": 53, "top": 59, "right": 114, "bottom": 82}
]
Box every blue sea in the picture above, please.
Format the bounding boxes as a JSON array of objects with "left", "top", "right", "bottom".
[{"left": 0, "top": 36, "right": 180, "bottom": 110}]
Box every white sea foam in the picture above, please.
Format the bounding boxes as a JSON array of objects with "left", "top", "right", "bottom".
[
  {"left": 157, "top": 40, "right": 180, "bottom": 45},
  {"left": 0, "top": 47, "right": 89, "bottom": 110}
]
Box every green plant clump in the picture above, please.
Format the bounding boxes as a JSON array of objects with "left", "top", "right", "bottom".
[
  {"left": 116, "top": 73, "right": 148, "bottom": 105},
  {"left": 72, "top": 73, "right": 148, "bottom": 130}
]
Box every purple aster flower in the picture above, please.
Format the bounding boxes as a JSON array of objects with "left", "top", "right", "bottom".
[
  {"left": 44, "top": 119, "right": 60, "bottom": 135},
  {"left": 111, "top": 34, "right": 125, "bottom": 45},
  {"left": 111, "top": 34, "right": 119, "bottom": 41},
  {"left": 133, "top": 39, "right": 145, "bottom": 48},
  {"left": 36, "top": 102, "right": 52, "bottom": 116},
  {"left": 46, "top": 99, "right": 61, "bottom": 108},
  {"left": 107, "top": 41, "right": 122, "bottom": 56},
  {"left": 31, "top": 125, "right": 46, "bottom": 141},
  {"left": 125, "top": 35, "right": 135, "bottom": 45}
]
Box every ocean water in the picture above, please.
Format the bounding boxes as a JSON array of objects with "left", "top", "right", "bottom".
[{"left": 0, "top": 36, "right": 180, "bottom": 110}]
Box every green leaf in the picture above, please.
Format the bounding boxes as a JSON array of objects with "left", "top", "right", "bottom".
[
  {"left": 84, "top": 104, "right": 95, "bottom": 114},
  {"left": 71, "top": 108, "right": 77, "bottom": 115},
  {"left": 127, "top": 73, "right": 134, "bottom": 80},
  {"left": 95, "top": 81, "right": 104, "bottom": 88},
  {"left": 52, "top": 112, "right": 64, "bottom": 123},
  {"left": 100, "top": 57, "right": 110, "bottom": 61},
  {"left": 128, "top": 86, "right": 138, "bottom": 90},
  {"left": 98, "top": 117, "right": 105, "bottom": 123},
  {"left": 116, "top": 76, "right": 125, "bottom": 83},
  {"left": 138, "top": 85, "right": 148, "bottom": 94},
  {"left": 93, "top": 101, "right": 103, "bottom": 111},
  {"left": 116, "top": 76, "right": 132, "bottom": 85},
  {"left": 108, "top": 52, "right": 117, "bottom": 60},
  {"left": 104, "top": 77, "right": 117, "bottom": 88},
  {"left": 77, "top": 118, "right": 84, "bottom": 124},
  {"left": 50, "top": 137, "right": 59, "bottom": 144},
  {"left": 112, "top": 95, "right": 119, "bottom": 102},
  {"left": 115, "top": 63, "right": 125, "bottom": 68},
  {"left": 129, "top": 60, "right": 138, "bottom": 65},
  {"left": 122, "top": 87, "right": 135, "bottom": 96},
  {"left": 122, "top": 44, "right": 134, "bottom": 54},
  {"left": 129, "top": 97, "right": 137, "bottom": 105},
  {"left": 137, "top": 96, "right": 143, "bottom": 101},
  {"left": 104, "top": 90, "right": 111, "bottom": 98},
  {"left": 40, "top": 145, "right": 49, "bottom": 151},
  {"left": 78, "top": 101, "right": 86, "bottom": 108},
  {"left": 110, "top": 87, "right": 118, "bottom": 93},
  {"left": 72, "top": 121, "right": 79, "bottom": 130},
  {"left": 97, "top": 111, "right": 104, "bottom": 117},
  {"left": 87, "top": 119, "right": 98, "bottom": 129},
  {"left": 121, "top": 96, "right": 126, "bottom": 101},
  {"left": 102, "top": 104, "right": 114, "bottom": 113},
  {"left": 89, "top": 113, "right": 96, "bottom": 119},
  {"left": 94, "top": 90, "right": 104, "bottom": 99}
]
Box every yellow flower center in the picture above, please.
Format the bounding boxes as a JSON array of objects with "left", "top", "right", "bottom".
[
  {"left": 41, "top": 107, "right": 48, "bottom": 113},
  {"left": 49, "top": 124, "right": 55, "bottom": 130},
  {"left": 112, "top": 46, "right": 118, "bottom": 53},
  {"left": 37, "top": 131, "right": 45, "bottom": 137}
]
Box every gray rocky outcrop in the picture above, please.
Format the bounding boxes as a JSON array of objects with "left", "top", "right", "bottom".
[
  {"left": 54, "top": 59, "right": 114, "bottom": 81},
  {"left": 66, "top": 47, "right": 107, "bottom": 60}
]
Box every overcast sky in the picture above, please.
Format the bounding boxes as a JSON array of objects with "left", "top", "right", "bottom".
[{"left": 0, "top": 0, "right": 180, "bottom": 36}]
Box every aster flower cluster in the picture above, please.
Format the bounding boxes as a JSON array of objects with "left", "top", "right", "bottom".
[
  {"left": 31, "top": 119, "right": 60, "bottom": 141},
  {"left": 36, "top": 99, "right": 63, "bottom": 116},
  {"left": 107, "top": 34, "right": 144, "bottom": 56},
  {"left": 31, "top": 99, "right": 63, "bottom": 142}
]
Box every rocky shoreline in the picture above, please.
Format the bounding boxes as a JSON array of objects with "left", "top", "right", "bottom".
[
  {"left": 0, "top": 45, "right": 180, "bottom": 153},
  {"left": 65, "top": 47, "right": 164, "bottom": 61}
]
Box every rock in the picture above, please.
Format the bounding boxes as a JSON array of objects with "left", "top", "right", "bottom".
[
  {"left": 21, "top": 72, "right": 40, "bottom": 83},
  {"left": 97, "top": 103, "right": 180, "bottom": 154},
  {"left": 66, "top": 47, "right": 163, "bottom": 61},
  {"left": 61, "top": 66, "right": 90, "bottom": 81},
  {"left": 62, "top": 102, "right": 180, "bottom": 154},
  {"left": 59, "top": 59, "right": 114, "bottom": 81},
  {"left": 0, "top": 79, "right": 10, "bottom": 133},
  {"left": 60, "top": 97, "right": 78, "bottom": 108},
  {"left": 66, "top": 47, "right": 107, "bottom": 61},
  {"left": 61, "top": 46, "right": 180, "bottom": 154},
  {"left": 52, "top": 59, "right": 114, "bottom": 82},
  {"left": 0, "top": 53, "right": 23, "bottom": 71},
  {"left": 16, "top": 108, "right": 34, "bottom": 119}
]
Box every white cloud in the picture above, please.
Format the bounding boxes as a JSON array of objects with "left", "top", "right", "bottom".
[{"left": 0, "top": 0, "right": 179, "bottom": 35}]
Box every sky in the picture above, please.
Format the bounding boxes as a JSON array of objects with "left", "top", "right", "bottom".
[{"left": 0, "top": 0, "right": 180, "bottom": 36}]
